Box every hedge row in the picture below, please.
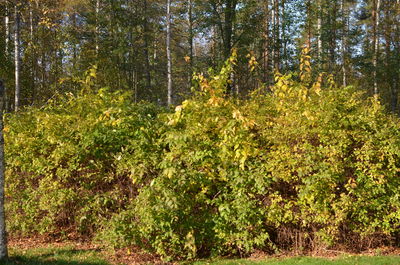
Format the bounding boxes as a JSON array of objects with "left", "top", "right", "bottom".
[{"left": 5, "top": 58, "right": 400, "bottom": 260}]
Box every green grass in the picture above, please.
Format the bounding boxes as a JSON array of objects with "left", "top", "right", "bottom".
[
  {"left": 4, "top": 246, "right": 110, "bottom": 265},
  {"left": 193, "top": 256, "right": 400, "bottom": 265},
  {"left": 2, "top": 246, "right": 400, "bottom": 265}
]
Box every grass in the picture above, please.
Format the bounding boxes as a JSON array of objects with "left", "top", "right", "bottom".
[
  {"left": 193, "top": 255, "right": 400, "bottom": 265},
  {"left": 4, "top": 246, "right": 110, "bottom": 265},
  {"left": 2, "top": 246, "right": 400, "bottom": 265}
]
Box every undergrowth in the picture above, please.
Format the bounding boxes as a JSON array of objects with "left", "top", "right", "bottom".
[{"left": 5, "top": 49, "right": 400, "bottom": 261}]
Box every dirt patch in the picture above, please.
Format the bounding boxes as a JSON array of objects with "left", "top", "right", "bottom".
[{"left": 107, "top": 246, "right": 169, "bottom": 265}]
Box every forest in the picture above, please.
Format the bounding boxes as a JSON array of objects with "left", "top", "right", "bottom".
[
  {"left": 0, "top": 0, "right": 399, "bottom": 108},
  {"left": 0, "top": 0, "right": 400, "bottom": 263}
]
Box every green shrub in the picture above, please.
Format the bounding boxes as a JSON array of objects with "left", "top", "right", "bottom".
[
  {"left": 5, "top": 52, "right": 400, "bottom": 261},
  {"left": 5, "top": 88, "right": 164, "bottom": 236}
]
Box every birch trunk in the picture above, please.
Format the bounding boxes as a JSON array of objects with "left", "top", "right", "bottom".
[
  {"left": 5, "top": 4, "right": 9, "bottom": 56},
  {"left": 14, "top": 4, "right": 21, "bottom": 112},
  {"left": 4, "top": 4, "right": 10, "bottom": 111},
  {"left": 166, "top": 0, "right": 173, "bottom": 105},
  {"left": 341, "top": 0, "right": 347, "bottom": 87},
  {"left": 373, "top": 0, "right": 381, "bottom": 95},
  {"left": 95, "top": 0, "right": 100, "bottom": 56}
]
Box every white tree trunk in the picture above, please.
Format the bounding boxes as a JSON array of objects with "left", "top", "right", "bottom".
[
  {"left": 373, "top": 0, "right": 381, "bottom": 95},
  {"left": 29, "top": 2, "right": 34, "bottom": 41},
  {"left": 341, "top": 0, "right": 347, "bottom": 87},
  {"left": 95, "top": 0, "right": 100, "bottom": 56},
  {"left": 166, "top": 0, "right": 173, "bottom": 105},
  {"left": 14, "top": 4, "right": 21, "bottom": 112},
  {"left": 317, "top": 0, "right": 322, "bottom": 61},
  {"left": 4, "top": 4, "right": 10, "bottom": 111},
  {"left": 5, "top": 4, "right": 9, "bottom": 56}
]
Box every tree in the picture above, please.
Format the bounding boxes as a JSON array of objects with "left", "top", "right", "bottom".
[
  {"left": 14, "top": 3, "right": 21, "bottom": 112},
  {"left": 372, "top": 0, "right": 381, "bottom": 95},
  {"left": 4, "top": 2, "right": 10, "bottom": 56},
  {"left": 143, "top": 0, "right": 152, "bottom": 93},
  {"left": 187, "top": 0, "right": 194, "bottom": 87},
  {"left": 166, "top": 0, "right": 173, "bottom": 105},
  {"left": 341, "top": 0, "right": 348, "bottom": 87},
  {"left": 0, "top": 80, "right": 7, "bottom": 261},
  {"left": 0, "top": 0, "right": 399, "bottom": 110}
]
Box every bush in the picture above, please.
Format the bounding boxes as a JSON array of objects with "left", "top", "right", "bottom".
[
  {"left": 5, "top": 52, "right": 400, "bottom": 260},
  {"left": 5, "top": 88, "right": 164, "bottom": 237}
]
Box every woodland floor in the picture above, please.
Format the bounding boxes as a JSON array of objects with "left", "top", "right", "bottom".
[{"left": 5, "top": 237, "right": 400, "bottom": 265}]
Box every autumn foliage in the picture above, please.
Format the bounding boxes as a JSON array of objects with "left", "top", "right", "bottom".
[{"left": 4, "top": 54, "right": 400, "bottom": 260}]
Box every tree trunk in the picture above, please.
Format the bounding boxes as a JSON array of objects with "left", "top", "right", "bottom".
[
  {"left": 95, "top": 0, "right": 100, "bottom": 56},
  {"left": 372, "top": 0, "right": 381, "bottom": 95},
  {"left": 166, "top": 0, "right": 173, "bottom": 105},
  {"left": 341, "top": 0, "right": 347, "bottom": 87},
  {"left": 386, "top": 1, "right": 397, "bottom": 112},
  {"left": 72, "top": 13, "right": 77, "bottom": 68},
  {"left": 4, "top": 4, "right": 10, "bottom": 111},
  {"left": 262, "top": 0, "right": 270, "bottom": 84},
  {"left": 188, "top": 0, "right": 194, "bottom": 89},
  {"left": 5, "top": 3, "right": 10, "bottom": 56},
  {"left": 317, "top": 0, "right": 322, "bottom": 62},
  {"left": 14, "top": 4, "right": 21, "bottom": 112},
  {"left": 274, "top": 0, "right": 280, "bottom": 71},
  {"left": 29, "top": 1, "right": 36, "bottom": 105},
  {"left": 328, "top": 1, "right": 337, "bottom": 72},
  {"left": 223, "top": 0, "right": 237, "bottom": 59},
  {"left": 143, "top": 0, "right": 152, "bottom": 92},
  {"left": 271, "top": 0, "right": 276, "bottom": 71},
  {"left": 396, "top": 0, "right": 400, "bottom": 114},
  {"left": 0, "top": 80, "right": 8, "bottom": 261},
  {"left": 282, "top": 0, "right": 288, "bottom": 70},
  {"left": 306, "top": 0, "right": 312, "bottom": 50}
]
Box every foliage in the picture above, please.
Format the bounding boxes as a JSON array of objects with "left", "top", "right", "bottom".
[
  {"left": 5, "top": 53, "right": 400, "bottom": 260},
  {"left": 5, "top": 88, "right": 164, "bottom": 237}
]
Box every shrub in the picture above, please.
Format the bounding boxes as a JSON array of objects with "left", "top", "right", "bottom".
[
  {"left": 5, "top": 52, "right": 400, "bottom": 260},
  {"left": 102, "top": 53, "right": 400, "bottom": 259},
  {"left": 5, "top": 88, "right": 163, "bottom": 237}
]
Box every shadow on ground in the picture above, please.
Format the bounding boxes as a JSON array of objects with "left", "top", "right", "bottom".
[{"left": 4, "top": 248, "right": 110, "bottom": 265}]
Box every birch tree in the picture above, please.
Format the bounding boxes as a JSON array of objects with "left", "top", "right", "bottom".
[
  {"left": 372, "top": 0, "right": 381, "bottom": 95},
  {"left": 14, "top": 3, "right": 21, "bottom": 112},
  {"left": 166, "top": 0, "right": 173, "bottom": 105}
]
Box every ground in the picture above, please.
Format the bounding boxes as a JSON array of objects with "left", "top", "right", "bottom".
[{"left": 4, "top": 237, "right": 400, "bottom": 265}]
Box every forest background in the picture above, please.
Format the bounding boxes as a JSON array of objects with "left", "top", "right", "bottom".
[{"left": 0, "top": 0, "right": 399, "bottom": 110}]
